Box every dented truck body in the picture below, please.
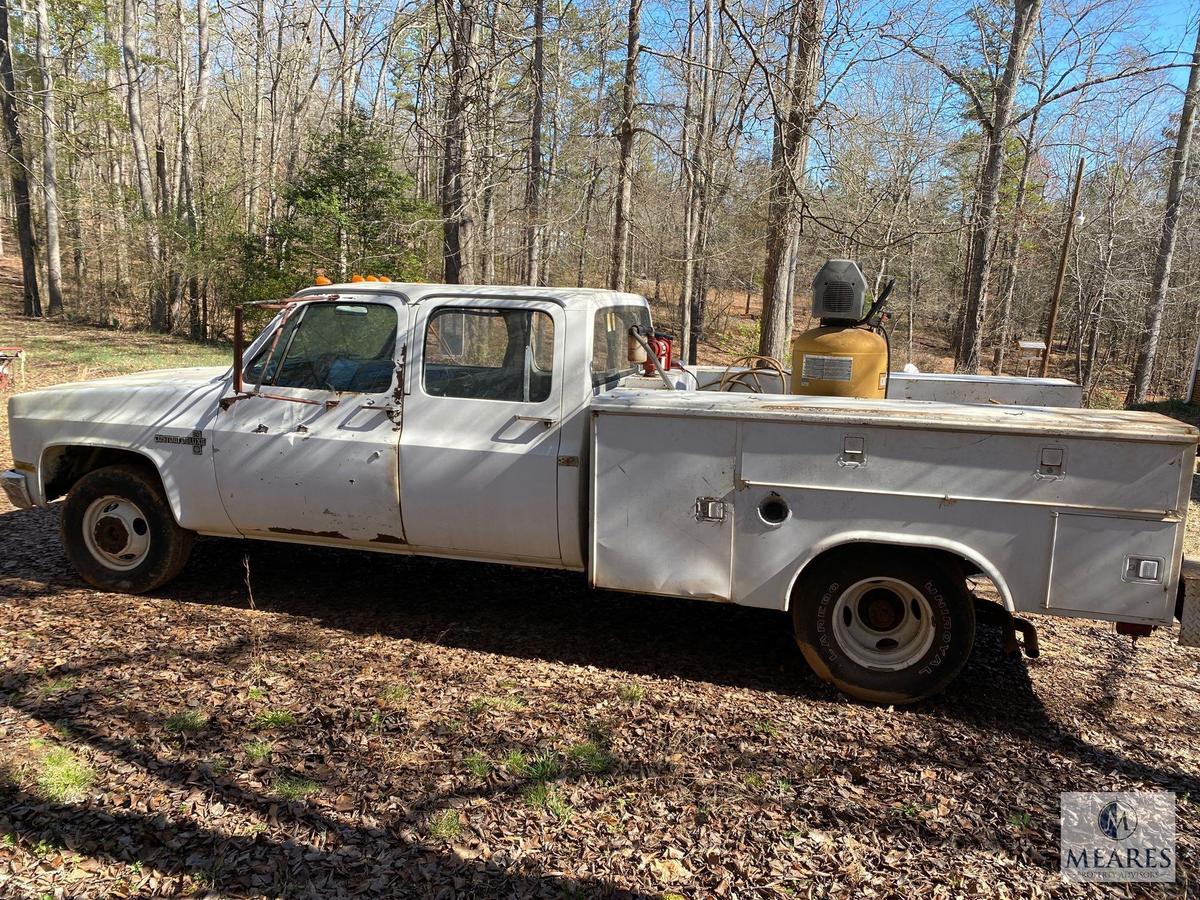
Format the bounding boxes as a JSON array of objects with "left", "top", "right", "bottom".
[{"left": 5, "top": 281, "right": 1198, "bottom": 701}]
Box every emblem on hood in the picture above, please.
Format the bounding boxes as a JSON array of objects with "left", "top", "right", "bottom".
[{"left": 155, "top": 430, "right": 207, "bottom": 456}]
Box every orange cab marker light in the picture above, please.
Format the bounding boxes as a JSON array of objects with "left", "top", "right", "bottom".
[
  {"left": 378, "top": 276, "right": 392, "bottom": 282},
  {"left": 313, "top": 274, "right": 332, "bottom": 286},
  {"left": 365, "top": 275, "right": 379, "bottom": 282},
  {"left": 350, "top": 274, "right": 365, "bottom": 283}
]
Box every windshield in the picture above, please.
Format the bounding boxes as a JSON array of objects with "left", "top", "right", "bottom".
[{"left": 244, "top": 301, "right": 398, "bottom": 393}]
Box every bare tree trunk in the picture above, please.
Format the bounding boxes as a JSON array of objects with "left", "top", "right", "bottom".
[
  {"left": 123, "top": 0, "right": 164, "bottom": 328},
  {"left": 480, "top": 13, "right": 498, "bottom": 285},
  {"left": 759, "top": 0, "right": 821, "bottom": 361},
  {"left": 33, "top": 0, "right": 62, "bottom": 314},
  {"left": 0, "top": 0, "right": 40, "bottom": 316},
  {"left": 677, "top": 0, "right": 696, "bottom": 362},
  {"left": 247, "top": 0, "right": 264, "bottom": 233},
  {"left": 524, "top": 0, "right": 544, "bottom": 285},
  {"left": 190, "top": 0, "right": 210, "bottom": 337},
  {"left": 958, "top": 0, "right": 1041, "bottom": 373},
  {"left": 103, "top": 2, "right": 129, "bottom": 301},
  {"left": 1134, "top": 22, "right": 1200, "bottom": 403},
  {"left": 441, "top": 0, "right": 479, "bottom": 284},
  {"left": 608, "top": 0, "right": 640, "bottom": 292},
  {"left": 687, "top": 0, "right": 716, "bottom": 365},
  {"left": 994, "top": 109, "right": 1040, "bottom": 375}
]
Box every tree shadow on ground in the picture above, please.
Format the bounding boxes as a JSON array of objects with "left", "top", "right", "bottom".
[{"left": 3, "top": 504, "right": 1198, "bottom": 891}]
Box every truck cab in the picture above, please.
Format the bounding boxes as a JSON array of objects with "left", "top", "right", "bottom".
[{"left": 6, "top": 283, "right": 651, "bottom": 572}]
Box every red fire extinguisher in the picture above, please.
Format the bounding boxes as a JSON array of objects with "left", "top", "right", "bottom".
[{"left": 643, "top": 333, "right": 673, "bottom": 376}]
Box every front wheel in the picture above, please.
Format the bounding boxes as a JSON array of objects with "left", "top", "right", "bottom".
[
  {"left": 793, "top": 549, "right": 975, "bottom": 704},
  {"left": 61, "top": 464, "right": 194, "bottom": 593}
]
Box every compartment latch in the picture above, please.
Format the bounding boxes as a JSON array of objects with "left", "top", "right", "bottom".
[
  {"left": 839, "top": 435, "right": 866, "bottom": 468},
  {"left": 1037, "top": 446, "right": 1065, "bottom": 480},
  {"left": 694, "top": 497, "right": 726, "bottom": 523}
]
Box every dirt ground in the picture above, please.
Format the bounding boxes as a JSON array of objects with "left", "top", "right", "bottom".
[{"left": 2, "top": 266, "right": 1200, "bottom": 898}]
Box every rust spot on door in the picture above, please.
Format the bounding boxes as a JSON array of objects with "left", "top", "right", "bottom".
[
  {"left": 268, "top": 527, "right": 348, "bottom": 539},
  {"left": 372, "top": 533, "right": 406, "bottom": 545}
]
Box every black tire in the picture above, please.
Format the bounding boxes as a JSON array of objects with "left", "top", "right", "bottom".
[
  {"left": 61, "top": 463, "right": 194, "bottom": 593},
  {"left": 792, "top": 548, "right": 975, "bottom": 704}
]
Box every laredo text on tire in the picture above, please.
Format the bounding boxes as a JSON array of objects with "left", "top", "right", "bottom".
[
  {"left": 61, "top": 463, "right": 194, "bottom": 593},
  {"left": 792, "top": 548, "right": 975, "bottom": 704}
]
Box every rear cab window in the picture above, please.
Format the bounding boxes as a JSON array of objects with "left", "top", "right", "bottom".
[{"left": 592, "top": 305, "right": 652, "bottom": 389}]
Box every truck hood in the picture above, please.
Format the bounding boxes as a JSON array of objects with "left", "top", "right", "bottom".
[
  {"left": 24, "top": 365, "right": 229, "bottom": 393},
  {"left": 7, "top": 366, "right": 230, "bottom": 432}
]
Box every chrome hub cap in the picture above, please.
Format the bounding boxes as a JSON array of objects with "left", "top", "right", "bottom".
[
  {"left": 832, "top": 577, "right": 935, "bottom": 671},
  {"left": 82, "top": 495, "right": 151, "bottom": 571}
]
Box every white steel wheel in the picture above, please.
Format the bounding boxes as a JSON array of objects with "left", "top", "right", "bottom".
[
  {"left": 831, "top": 577, "right": 935, "bottom": 671},
  {"left": 81, "top": 494, "right": 152, "bottom": 571},
  {"left": 792, "top": 548, "right": 976, "bottom": 704}
]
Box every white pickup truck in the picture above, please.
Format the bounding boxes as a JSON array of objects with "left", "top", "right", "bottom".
[{"left": 6, "top": 282, "right": 1199, "bottom": 703}]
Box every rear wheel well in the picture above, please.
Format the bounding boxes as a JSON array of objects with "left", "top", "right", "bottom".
[
  {"left": 42, "top": 446, "right": 163, "bottom": 502},
  {"left": 792, "top": 541, "right": 981, "bottom": 606}
]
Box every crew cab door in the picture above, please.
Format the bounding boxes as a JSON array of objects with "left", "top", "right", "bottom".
[
  {"left": 211, "top": 300, "right": 407, "bottom": 545},
  {"left": 399, "top": 298, "right": 563, "bottom": 562}
]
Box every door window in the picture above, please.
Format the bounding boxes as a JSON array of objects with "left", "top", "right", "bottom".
[
  {"left": 424, "top": 307, "right": 555, "bottom": 402},
  {"left": 244, "top": 302, "right": 398, "bottom": 393}
]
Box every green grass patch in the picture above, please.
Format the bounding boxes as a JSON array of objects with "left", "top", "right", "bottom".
[
  {"left": 165, "top": 709, "right": 209, "bottom": 734},
  {"left": 523, "top": 782, "right": 571, "bottom": 820},
  {"left": 252, "top": 709, "right": 297, "bottom": 730},
  {"left": 567, "top": 741, "right": 614, "bottom": 774},
  {"left": 243, "top": 740, "right": 274, "bottom": 763},
  {"left": 35, "top": 748, "right": 94, "bottom": 802},
  {"left": 36, "top": 674, "right": 77, "bottom": 697},
  {"left": 616, "top": 684, "right": 645, "bottom": 703},
  {"left": 464, "top": 751, "right": 491, "bottom": 778},
  {"left": 247, "top": 687, "right": 264, "bottom": 701},
  {"left": 503, "top": 750, "right": 530, "bottom": 776},
  {"left": 466, "top": 694, "right": 527, "bottom": 715},
  {"left": 380, "top": 683, "right": 410, "bottom": 707},
  {"left": 527, "top": 751, "right": 562, "bottom": 782},
  {"left": 427, "top": 810, "right": 462, "bottom": 841},
  {"left": 272, "top": 775, "right": 318, "bottom": 801}
]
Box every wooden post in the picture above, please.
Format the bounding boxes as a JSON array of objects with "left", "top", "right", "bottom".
[{"left": 1039, "top": 156, "right": 1085, "bottom": 378}]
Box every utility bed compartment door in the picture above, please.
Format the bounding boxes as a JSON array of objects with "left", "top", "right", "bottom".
[
  {"left": 591, "top": 413, "right": 736, "bottom": 600},
  {"left": 1047, "top": 513, "right": 1178, "bottom": 620}
]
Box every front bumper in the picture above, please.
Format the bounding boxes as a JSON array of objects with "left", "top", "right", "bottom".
[{"left": 2, "top": 469, "right": 34, "bottom": 509}]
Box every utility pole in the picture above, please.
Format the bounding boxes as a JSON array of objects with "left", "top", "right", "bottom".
[{"left": 1039, "top": 156, "right": 1085, "bottom": 378}]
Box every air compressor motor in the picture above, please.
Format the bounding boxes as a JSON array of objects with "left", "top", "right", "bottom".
[{"left": 791, "top": 259, "right": 892, "bottom": 399}]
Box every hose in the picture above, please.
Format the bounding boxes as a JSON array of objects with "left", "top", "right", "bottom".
[
  {"left": 857, "top": 278, "right": 895, "bottom": 327},
  {"left": 879, "top": 320, "right": 892, "bottom": 399}
]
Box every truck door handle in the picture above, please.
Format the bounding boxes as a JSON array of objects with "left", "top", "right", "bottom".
[{"left": 514, "top": 415, "right": 557, "bottom": 428}]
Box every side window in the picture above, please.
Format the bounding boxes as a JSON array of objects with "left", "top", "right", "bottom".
[
  {"left": 424, "top": 307, "right": 555, "bottom": 402},
  {"left": 591, "top": 305, "right": 652, "bottom": 387},
  {"left": 243, "top": 303, "right": 397, "bottom": 393}
]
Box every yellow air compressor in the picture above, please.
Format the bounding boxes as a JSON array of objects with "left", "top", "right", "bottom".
[{"left": 791, "top": 259, "right": 893, "bottom": 399}]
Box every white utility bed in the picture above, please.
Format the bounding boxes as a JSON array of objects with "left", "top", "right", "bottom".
[{"left": 590, "top": 390, "right": 1196, "bottom": 628}]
